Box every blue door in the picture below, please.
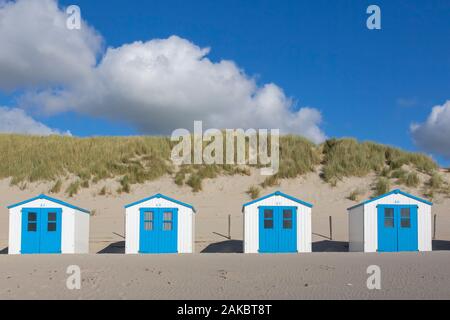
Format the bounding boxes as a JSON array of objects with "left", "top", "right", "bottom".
[
  {"left": 259, "top": 206, "right": 297, "bottom": 253},
  {"left": 378, "top": 205, "right": 418, "bottom": 252},
  {"left": 139, "top": 208, "right": 178, "bottom": 253},
  {"left": 21, "top": 208, "right": 62, "bottom": 254}
]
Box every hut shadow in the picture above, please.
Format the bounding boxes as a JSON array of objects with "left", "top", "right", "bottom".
[
  {"left": 312, "top": 240, "right": 348, "bottom": 252},
  {"left": 201, "top": 240, "right": 243, "bottom": 253},
  {"left": 0, "top": 247, "right": 8, "bottom": 254},
  {"left": 97, "top": 241, "right": 125, "bottom": 254},
  {"left": 432, "top": 240, "right": 450, "bottom": 251}
]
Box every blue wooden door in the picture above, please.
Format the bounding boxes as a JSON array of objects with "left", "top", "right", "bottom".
[
  {"left": 21, "top": 209, "right": 41, "bottom": 254},
  {"left": 278, "top": 207, "right": 297, "bottom": 252},
  {"left": 378, "top": 205, "right": 418, "bottom": 252},
  {"left": 39, "top": 208, "right": 62, "bottom": 253},
  {"left": 397, "top": 206, "right": 418, "bottom": 251},
  {"left": 377, "top": 206, "right": 398, "bottom": 252},
  {"left": 139, "top": 208, "right": 178, "bottom": 253},
  {"left": 259, "top": 206, "right": 297, "bottom": 253},
  {"left": 21, "top": 208, "right": 62, "bottom": 254}
]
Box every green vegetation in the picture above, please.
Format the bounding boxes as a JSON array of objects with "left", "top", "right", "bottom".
[
  {"left": 99, "top": 186, "right": 107, "bottom": 196},
  {"left": 49, "top": 180, "right": 62, "bottom": 194},
  {"left": 321, "top": 139, "right": 437, "bottom": 184},
  {"left": 404, "top": 172, "right": 420, "bottom": 188},
  {"left": 246, "top": 185, "right": 261, "bottom": 200},
  {"left": 428, "top": 173, "right": 444, "bottom": 190},
  {"left": 66, "top": 180, "right": 80, "bottom": 197},
  {"left": 347, "top": 188, "right": 364, "bottom": 202},
  {"left": 374, "top": 177, "right": 391, "bottom": 197},
  {"left": 0, "top": 135, "right": 440, "bottom": 195}
]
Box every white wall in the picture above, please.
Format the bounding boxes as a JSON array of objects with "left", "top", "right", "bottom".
[
  {"left": 125, "top": 197, "right": 194, "bottom": 254},
  {"left": 74, "top": 209, "right": 90, "bottom": 253},
  {"left": 348, "top": 205, "right": 364, "bottom": 252},
  {"left": 243, "top": 195, "right": 312, "bottom": 253},
  {"left": 349, "top": 193, "right": 432, "bottom": 252},
  {"left": 8, "top": 199, "right": 89, "bottom": 254}
]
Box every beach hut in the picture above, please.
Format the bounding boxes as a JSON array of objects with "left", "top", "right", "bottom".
[
  {"left": 7, "top": 194, "right": 90, "bottom": 254},
  {"left": 124, "top": 193, "right": 196, "bottom": 254},
  {"left": 242, "top": 191, "right": 312, "bottom": 253},
  {"left": 347, "top": 189, "right": 432, "bottom": 252}
]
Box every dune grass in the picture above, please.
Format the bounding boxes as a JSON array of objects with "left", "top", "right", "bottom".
[
  {"left": 321, "top": 138, "right": 437, "bottom": 184},
  {"left": 0, "top": 134, "right": 440, "bottom": 194}
]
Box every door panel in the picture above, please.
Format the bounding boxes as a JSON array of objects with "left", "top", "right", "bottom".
[
  {"left": 278, "top": 208, "right": 297, "bottom": 252},
  {"left": 397, "top": 206, "right": 418, "bottom": 251},
  {"left": 21, "top": 208, "right": 62, "bottom": 254},
  {"left": 259, "top": 207, "right": 297, "bottom": 253},
  {"left": 377, "top": 205, "right": 418, "bottom": 252},
  {"left": 139, "top": 208, "right": 178, "bottom": 253},
  {"left": 21, "top": 209, "right": 41, "bottom": 254},
  {"left": 259, "top": 207, "right": 277, "bottom": 253},
  {"left": 39, "top": 208, "right": 62, "bottom": 253},
  {"left": 377, "top": 206, "right": 398, "bottom": 252}
]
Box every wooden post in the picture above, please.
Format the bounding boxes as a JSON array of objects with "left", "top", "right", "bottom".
[
  {"left": 329, "top": 216, "right": 333, "bottom": 241},
  {"left": 228, "top": 214, "right": 231, "bottom": 240},
  {"left": 433, "top": 214, "right": 437, "bottom": 240}
]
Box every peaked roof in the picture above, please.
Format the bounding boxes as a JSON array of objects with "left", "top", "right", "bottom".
[
  {"left": 124, "top": 193, "right": 196, "bottom": 212},
  {"left": 242, "top": 191, "right": 313, "bottom": 212},
  {"left": 347, "top": 189, "right": 433, "bottom": 211},
  {"left": 7, "top": 194, "right": 90, "bottom": 214}
]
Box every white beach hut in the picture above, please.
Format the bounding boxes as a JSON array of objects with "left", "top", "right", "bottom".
[
  {"left": 7, "top": 194, "right": 90, "bottom": 254},
  {"left": 348, "top": 189, "right": 432, "bottom": 252},
  {"left": 124, "top": 193, "right": 196, "bottom": 254},
  {"left": 242, "top": 191, "right": 312, "bottom": 253}
]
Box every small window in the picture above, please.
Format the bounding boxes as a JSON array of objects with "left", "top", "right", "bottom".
[
  {"left": 283, "top": 210, "right": 292, "bottom": 219},
  {"left": 144, "top": 221, "right": 153, "bottom": 231},
  {"left": 264, "top": 210, "right": 273, "bottom": 219},
  {"left": 48, "top": 212, "right": 56, "bottom": 221},
  {"left": 401, "top": 219, "right": 411, "bottom": 228},
  {"left": 163, "top": 211, "right": 172, "bottom": 221},
  {"left": 28, "top": 212, "right": 37, "bottom": 222},
  {"left": 264, "top": 220, "right": 273, "bottom": 229},
  {"left": 401, "top": 208, "right": 410, "bottom": 219},
  {"left": 27, "top": 223, "right": 37, "bottom": 232},
  {"left": 163, "top": 222, "right": 172, "bottom": 231},
  {"left": 283, "top": 220, "right": 292, "bottom": 229},
  {"left": 401, "top": 208, "right": 411, "bottom": 228},
  {"left": 144, "top": 211, "right": 153, "bottom": 221},
  {"left": 48, "top": 222, "right": 56, "bottom": 232},
  {"left": 384, "top": 208, "right": 394, "bottom": 228}
]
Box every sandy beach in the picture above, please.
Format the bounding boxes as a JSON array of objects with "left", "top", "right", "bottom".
[
  {"left": 1, "top": 171, "right": 450, "bottom": 299},
  {"left": 2, "top": 252, "right": 450, "bottom": 299}
]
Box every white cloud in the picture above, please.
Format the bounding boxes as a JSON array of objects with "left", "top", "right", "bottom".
[
  {"left": 1, "top": 0, "right": 327, "bottom": 143},
  {"left": 0, "top": 106, "right": 70, "bottom": 135},
  {"left": 411, "top": 100, "right": 450, "bottom": 159},
  {"left": 0, "top": 0, "right": 102, "bottom": 91}
]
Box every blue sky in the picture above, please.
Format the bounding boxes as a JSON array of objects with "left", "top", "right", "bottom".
[{"left": 0, "top": 0, "right": 449, "bottom": 164}]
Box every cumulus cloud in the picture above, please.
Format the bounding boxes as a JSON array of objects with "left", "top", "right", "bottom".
[
  {"left": 0, "top": 106, "right": 70, "bottom": 135},
  {"left": 0, "top": 0, "right": 102, "bottom": 91},
  {"left": 1, "top": 0, "right": 326, "bottom": 143},
  {"left": 411, "top": 100, "right": 450, "bottom": 159}
]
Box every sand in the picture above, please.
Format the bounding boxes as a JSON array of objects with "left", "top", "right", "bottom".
[
  {"left": 1, "top": 170, "right": 450, "bottom": 299},
  {"left": 1, "top": 252, "right": 450, "bottom": 299}
]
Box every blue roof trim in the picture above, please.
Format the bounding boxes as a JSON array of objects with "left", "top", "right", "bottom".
[
  {"left": 124, "top": 193, "right": 196, "bottom": 212},
  {"left": 242, "top": 191, "right": 313, "bottom": 212},
  {"left": 347, "top": 189, "right": 433, "bottom": 211},
  {"left": 7, "top": 194, "right": 90, "bottom": 214}
]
